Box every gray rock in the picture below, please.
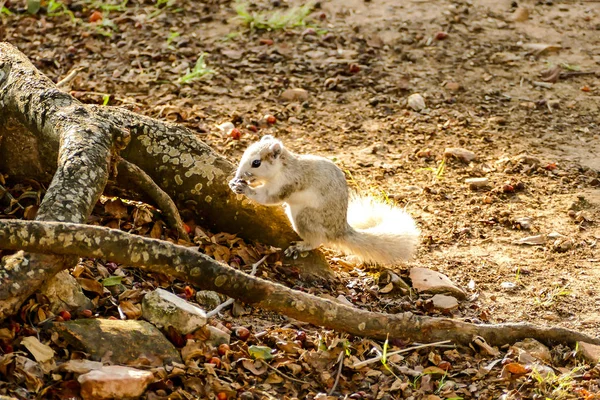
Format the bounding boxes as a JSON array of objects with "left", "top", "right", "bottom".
[
  {"left": 52, "top": 319, "right": 181, "bottom": 366},
  {"left": 431, "top": 294, "right": 459, "bottom": 311},
  {"left": 195, "top": 290, "right": 223, "bottom": 311},
  {"left": 78, "top": 365, "right": 154, "bottom": 400},
  {"left": 410, "top": 268, "right": 466, "bottom": 299},
  {"left": 142, "top": 288, "right": 207, "bottom": 334}
]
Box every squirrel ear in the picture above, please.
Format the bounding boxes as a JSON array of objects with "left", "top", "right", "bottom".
[
  {"left": 269, "top": 141, "right": 282, "bottom": 158},
  {"left": 261, "top": 135, "right": 274, "bottom": 142}
]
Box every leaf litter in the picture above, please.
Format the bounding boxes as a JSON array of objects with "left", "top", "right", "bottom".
[{"left": 1, "top": 0, "right": 600, "bottom": 398}]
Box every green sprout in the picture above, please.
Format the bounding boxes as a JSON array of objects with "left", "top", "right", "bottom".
[
  {"left": 179, "top": 53, "right": 216, "bottom": 84},
  {"left": 233, "top": 1, "right": 314, "bottom": 31}
]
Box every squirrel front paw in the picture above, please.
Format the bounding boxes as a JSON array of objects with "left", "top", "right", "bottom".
[
  {"left": 284, "top": 241, "right": 313, "bottom": 259},
  {"left": 229, "top": 178, "right": 249, "bottom": 195}
]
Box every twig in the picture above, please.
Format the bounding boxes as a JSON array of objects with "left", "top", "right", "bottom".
[
  {"left": 117, "top": 157, "right": 190, "bottom": 242},
  {"left": 263, "top": 361, "right": 311, "bottom": 385},
  {"left": 206, "top": 255, "right": 268, "bottom": 318},
  {"left": 351, "top": 340, "right": 453, "bottom": 369},
  {"left": 328, "top": 349, "right": 345, "bottom": 395},
  {"left": 56, "top": 67, "right": 84, "bottom": 88}
]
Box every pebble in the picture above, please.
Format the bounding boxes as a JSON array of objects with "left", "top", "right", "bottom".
[
  {"left": 465, "top": 177, "right": 489, "bottom": 190},
  {"left": 407, "top": 93, "right": 426, "bottom": 112},
  {"left": 410, "top": 268, "right": 466, "bottom": 299},
  {"left": 515, "top": 235, "right": 546, "bottom": 246},
  {"left": 217, "top": 122, "right": 235, "bottom": 136},
  {"left": 444, "top": 147, "right": 477, "bottom": 162},
  {"left": 280, "top": 88, "right": 309, "bottom": 102},
  {"left": 500, "top": 282, "right": 518, "bottom": 291},
  {"left": 431, "top": 294, "right": 459, "bottom": 311}
]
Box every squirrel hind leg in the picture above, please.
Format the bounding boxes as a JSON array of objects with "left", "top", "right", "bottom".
[{"left": 284, "top": 241, "right": 318, "bottom": 259}]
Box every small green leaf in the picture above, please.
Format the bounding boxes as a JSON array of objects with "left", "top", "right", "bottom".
[
  {"left": 101, "top": 276, "right": 123, "bottom": 287},
  {"left": 27, "top": 0, "right": 41, "bottom": 14},
  {"left": 102, "top": 95, "right": 110, "bottom": 106},
  {"left": 248, "top": 345, "right": 274, "bottom": 360}
]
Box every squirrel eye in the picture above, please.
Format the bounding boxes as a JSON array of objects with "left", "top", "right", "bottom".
[{"left": 251, "top": 159, "right": 261, "bottom": 168}]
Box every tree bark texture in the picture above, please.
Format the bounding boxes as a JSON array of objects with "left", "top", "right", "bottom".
[
  {"left": 0, "top": 42, "right": 117, "bottom": 317},
  {"left": 0, "top": 42, "right": 332, "bottom": 295},
  {"left": 1, "top": 220, "right": 599, "bottom": 348}
]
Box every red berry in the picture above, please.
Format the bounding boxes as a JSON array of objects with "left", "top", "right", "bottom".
[
  {"left": 229, "top": 128, "right": 241, "bottom": 140},
  {"left": 81, "top": 309, "right": 93, "bottom": 318},
  {"left": 59, "top": 310, "right": 72, "bottom": 321},
  {"left": 266, "top": 115, "right": 276, "bottom": 124},
  {"left": 209, "top": 356, "right": 221, "bottom": 367},
  {"left": 235, "top": 327, "right": 250, "bottom": 341},
  {"left": 259, "top": 39, "right": 274, "bottom": 46},
  {"left": 435, "top": 31, "right": 448, "bottom": 40},
  {"left": 184, "top": 286, "right": 195, "bottom": 299},
  {"left": 218, "top": 343, "right": 230, "bottom": 356},
  {"left": 348, "top": 64, "right": 360, "bottom": 74},
  {"left": 89, "top": 10, "right": 102, "bottom": 23},
  {"left": 217, "top": 392, "right": 228, "bottom": 400},
  {"left": 503, "top": 184, "right": 515, "bottom": 193}
]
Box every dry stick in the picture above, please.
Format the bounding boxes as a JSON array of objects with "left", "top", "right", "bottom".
[
  {"left": 351, "top": 340, "right": 453, "bottom": 369},
  {"left": 56, "top": 67, "right": 85, "bottom": 88},
  {"left": 328, "top": 349, "right": 345, "bottom": 396},
  {"left": 206, "top": 255, "right": 268, "bottom": 318},
  {"left": 263, "top": 361, "right": 311, "bottom": 385},
  {"left": 118, "top": 158, "right": 190, "bottom": 242},
  {"left": 1, "top": 220, "right": 600, "bottom": 348}
]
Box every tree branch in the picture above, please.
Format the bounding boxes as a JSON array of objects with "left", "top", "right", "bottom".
[{"left": 1, "top": 220, "right": 598, "bottom": 347}]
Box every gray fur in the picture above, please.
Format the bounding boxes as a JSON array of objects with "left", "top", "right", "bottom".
[{"left": 230, "top": 137, "right": 420, "bottom": 265}]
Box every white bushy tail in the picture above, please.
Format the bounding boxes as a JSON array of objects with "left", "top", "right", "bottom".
[{"left": 330, "top": 196, "right": 420, "bottom": 265}]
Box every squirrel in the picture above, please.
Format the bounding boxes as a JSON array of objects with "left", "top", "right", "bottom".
[{"left": 228, "top": 135, "right": 420, "bottom": 265}]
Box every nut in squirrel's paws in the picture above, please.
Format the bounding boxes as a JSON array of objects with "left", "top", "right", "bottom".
[
  {"left": 284, "top": 241, "right": 312, "bottom": 259},
  {"left": 229, "top": 178, "right": 248, "bottom": 195}
]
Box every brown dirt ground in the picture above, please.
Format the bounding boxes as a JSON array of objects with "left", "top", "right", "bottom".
[{"left": 2, "top": 0, "right": 600, "bottom": 398}]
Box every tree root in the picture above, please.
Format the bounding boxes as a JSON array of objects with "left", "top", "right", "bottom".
[
  {"left": 117, "top": 157, "right": 190, "bottom": 242},
  {"left": 1, "top": 219, "right": 598, "bottom": 348}
]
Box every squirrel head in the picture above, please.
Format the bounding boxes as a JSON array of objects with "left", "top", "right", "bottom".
[{"left": 233, "top": 135, "right": 287, "bottom": 183}]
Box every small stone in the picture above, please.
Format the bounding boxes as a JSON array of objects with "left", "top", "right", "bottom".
[
  {"left": 515, "top": 235, "right": 546, "bottom": 246},
  {"left": 78, "top": 365, "right": 154, "bottom": 400},
  {"left": 445, "top": 82, "right": 461, "bottom": 91},
  {"left": 515, "top": 217, "right": 532, "bottom": 230},
  {"left": 465, "top": 177, "right": 489, "bottom": 190},
  {"left": 142, "top": 288, "right": 207, "bottom": 335},
  {"left": 512, "top": 338, "right": 552, "bottom": 363},
  {"left": 52, "top": 319, "right": 181, "bottom": 366},
  {"left": 444, "top": 147, "right": 477, "bottom": 162},
  {"left": 407, "top": 93, "right": 426, "bottom": 112},
  {"left": 280, "top": 88, "right": 309, "bottom": 102},
  {"left": 217, "top": 122, "right": 235, "bottom": 136},
  {"left": 431, "top": 294, "right": 459, "bottom": 311},
  {"left": 500, "top": 282, "right": 518, "bottom": 291},
  {"left": 195, "top": 290, "right": 223, "bottom": 311},
  {"left": 577, "top": 341, "right": 600, "bottom": 364},
  {"left": 204, "top": 326, "right": 231, "bottom": 347},
  {"left": 410, "top": 268, "right": 466, "bottom": 299}
]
